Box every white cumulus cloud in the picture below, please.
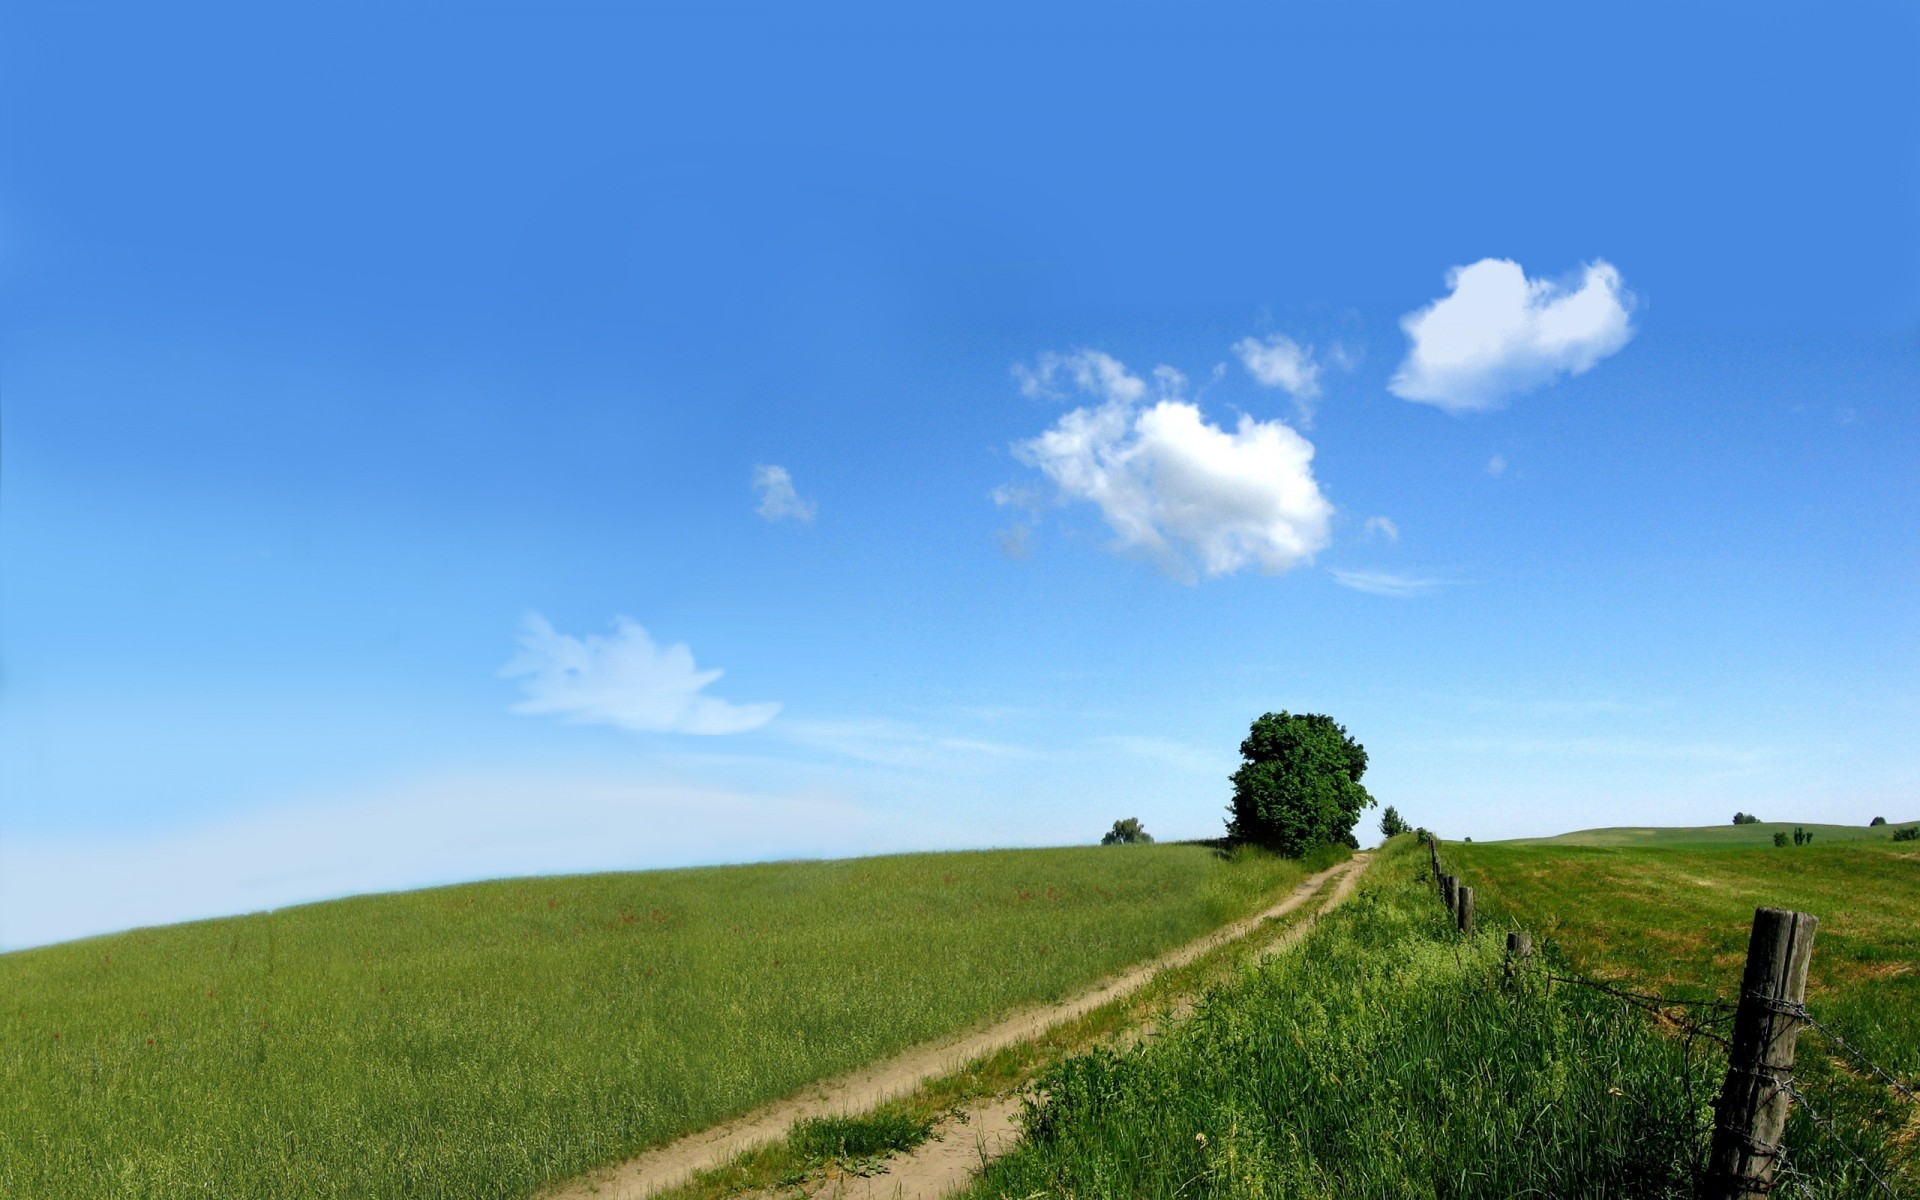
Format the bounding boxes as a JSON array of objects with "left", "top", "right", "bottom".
[
  {"left": 1390, "top": 258, "right": 1635, "bottom": 413},
  {"left": 1009, "top": 350, "right": 1332, "bottom": 581},
  {"left": 501, "top": 613, "right": 780, "bottom": 735}
]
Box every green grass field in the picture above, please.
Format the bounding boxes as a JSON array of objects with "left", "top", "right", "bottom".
[
  {"left": 1501, "top": 818, "right": 1918, "bottom": 849},
  {"left": 0, "top": 843, "right": 1310, "bottom": 1200},
  {"left": 1450, "top": 831, "right": 1920, "bottom": 1194},
  {"left": 968, "top": 837, "right": 1714, "bottom": 1198}
]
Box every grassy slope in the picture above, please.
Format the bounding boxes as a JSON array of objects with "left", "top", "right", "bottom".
[
  {"left": 1502, "top": 820, "right": 1918, "bottom": 849},
  {"left": 0, "top": 844, "right": 1308, "bottom": 1200},
  {"left": 969, "top": 837, "right": 1712, "bottom": 1199},
  {"left": 1450, "top": 835, "right": 1920, "bottom": 1194}
]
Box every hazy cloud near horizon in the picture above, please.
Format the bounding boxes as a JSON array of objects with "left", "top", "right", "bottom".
[{"left": 0, "top": 776, "right": 925, "bottom": 950}]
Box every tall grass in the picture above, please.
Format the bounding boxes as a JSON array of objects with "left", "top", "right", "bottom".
[
  {"left": 0, "top": 843, "right": 1306, "bottom": 1199},
  {"left": 969, "top": 838, "right": 1712, "bottom": 1199}
]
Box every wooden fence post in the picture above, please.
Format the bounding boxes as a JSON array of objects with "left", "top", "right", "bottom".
[
  {"left": 1441, "top": 873, "right": 1456, "bottom": 915},
  {"left": 1704, "top": 908, "right": 1818, "bottom": 1200},
  {"left": 1504, "top": 930, "right": 1532, "bottom": 979},
  {"left": 1455, "top": 885, "right": 1474, "bottom": 936}
]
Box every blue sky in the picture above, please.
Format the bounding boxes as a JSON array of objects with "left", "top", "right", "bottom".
[{"left": 4, "top": 3, "right": 1917, "bottom": 948}]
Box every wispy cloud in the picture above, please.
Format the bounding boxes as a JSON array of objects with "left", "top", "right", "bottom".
[
  {"left": 994, "top": 525, "right": 1034, "bottom": 560},
  {"left": 1363, "top": 515, "right": 1400, "bottom": 542},
  {"left": 752, "top": 464, "right": 816, "bottom": 523},
  {"left": 1485, "top": 453, "right": 1508, "bottom": 476},
  {"left": 501, "top": 613, "right": 779, "bottom": 735},
  {"left": 1391, "top": 258, "right": 1635, "bottom": 413},
  {"left": 1233, "top": 333, "right": 1321, "bottom": 417},
  {"left": 1006, "top": 350, "right": 1333, "bottom": 582},
  {"left": 778, "top": 717, "right": 1039, "bottom": 768},
  {"left": 1329, "top": 568, "right": 1444, "bottom": 597},
  {"left": 1094, "top": 734, "right": 1226, "bottom": 774}
]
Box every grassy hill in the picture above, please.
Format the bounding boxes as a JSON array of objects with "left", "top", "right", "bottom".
[
  {"left": 1498, "top": 818, "right": 1917, "bottom": 849},
  {"left": 0, "top": 843, "right": 1312, "bottom": 1200}
]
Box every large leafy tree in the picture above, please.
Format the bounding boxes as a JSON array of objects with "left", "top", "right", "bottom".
[{"left": 1227, "top": 712, "right": 1375, "bottom": 855}]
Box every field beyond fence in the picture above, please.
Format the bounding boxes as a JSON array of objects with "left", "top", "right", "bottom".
[{"left": 1450, "top": 832, "right": 1920, "bottom": 1197}]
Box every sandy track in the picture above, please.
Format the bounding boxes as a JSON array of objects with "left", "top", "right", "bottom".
[
  {"left": 815, "top": 850, "right": 1374, "bottom": 1200},
  {"left": 544, "top": 853, "right": 1368, "bottom": 1200}
]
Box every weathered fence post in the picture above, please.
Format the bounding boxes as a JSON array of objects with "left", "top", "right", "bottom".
[
  {"left": 1442, "top": 873, "right": 1457, "bottom": 915},
  {"left": 1504, "top": 930, "right": 1532, "bottom": 980},
  {"left": 1455, "top": 885, "right": 1474, "bottom": 936},
  {"left": 1704, "top": 907, "right": 1819, "bottom": 1200}
]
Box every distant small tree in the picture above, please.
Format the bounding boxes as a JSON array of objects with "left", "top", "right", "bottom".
[
  {"left": 1414, "top": 827, "right": 1433, "bottom": 844},
  {"left": 1792, "top": 826, "right": 1807, "bottom": 846},
  {"left": 1732, "top": 812, "right": 1761, "bottom": 825},
  {"left": 1379, "top": 806, "right": 1409, "bottom": 839},
  {"left": 1893, "top": 826, "right": 1920, "bottom": 843},
  {"left": 1773, "top": 832, "right": 1789, "bottom": 847},
  {"left": 1227, "top": 712, "right": 1375, "bottom": 856},
  {"left": 1101, "top": 817, "right": 1153, "bottom": 846},
  {"left": 1870, "top": 816, "right": 1887, "bottom": 827}
]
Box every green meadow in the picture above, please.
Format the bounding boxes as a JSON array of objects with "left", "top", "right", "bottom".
[
  {"left": 1451, "top": 829, "right": 1920, "bottom": 1193},
  {"left": 0, "top": 843, "right": 1308, "bottom": 1199}
]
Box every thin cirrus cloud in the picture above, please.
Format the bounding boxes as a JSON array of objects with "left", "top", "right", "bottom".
[
  {"left": 1390, "top": 258, "right": 1636, "bottom": 413},
  {"left": 752, "top": 464, "right": 816, "bottom": 522},
  {"left": 1329, "top": 568, "right": 1444, "bottom": 598},
  {"left": 500, "top": 613, "right": 780, "bottom": 735},
  {"left": 1004, "top": 350, "right": 1333, "bottom": 582}
]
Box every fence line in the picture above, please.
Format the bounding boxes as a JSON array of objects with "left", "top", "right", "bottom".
[{"left": 1422, "top": 833, "right": 1913, "bottom": 1199}]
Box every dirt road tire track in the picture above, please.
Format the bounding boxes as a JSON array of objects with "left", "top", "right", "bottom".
[{"left": 544, "top": 853, "right": 1370, "bottom": 1200}]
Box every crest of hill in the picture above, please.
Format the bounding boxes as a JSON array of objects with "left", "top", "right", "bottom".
[{"left": 1496, "top": 820, "right": 1918, "bottom": 849}]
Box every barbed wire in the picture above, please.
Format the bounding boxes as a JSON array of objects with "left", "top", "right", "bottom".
[
  {"left": 1800, "top": 1011, "right": 1919, "bottom": 1104},
  {"left": 1775, "top": 1143, "right": 1821, "bottom": 1200},
  {"left": 1778, "top": 1075, "right": 1901, "bottom": 1200},
  {"left": 1541, "top": 969, "right": 1736, "bottom": 1048}
]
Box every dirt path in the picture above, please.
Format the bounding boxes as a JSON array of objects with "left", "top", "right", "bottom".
[
  {"left": 826, "top": 851, "right": 1375, "bottom": 1200},
  {"left": 775, "top": 853, "right": 1377, "bottom": 1200},
  {"left": 545, "top": 853, "right": 1369, "bottom": 1200},
  {"left": 804, "top": 1093, "right": 1028, "bottom": 1200}
]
